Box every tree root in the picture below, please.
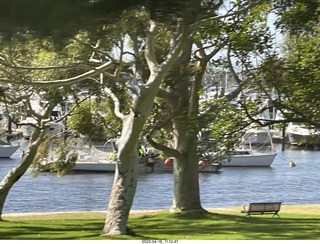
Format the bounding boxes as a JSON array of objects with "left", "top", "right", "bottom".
[{"left": 101, "top": 226, "right": 136, "bottom": 236}]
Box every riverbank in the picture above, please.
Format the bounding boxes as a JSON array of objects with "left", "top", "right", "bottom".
[{"left": 2, "top": 204, "right": 320, "bottom": 221}]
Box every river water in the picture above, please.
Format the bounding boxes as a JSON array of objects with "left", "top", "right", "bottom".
[{"left": 1, "top": 143, "right": 319, "bottom": 213}]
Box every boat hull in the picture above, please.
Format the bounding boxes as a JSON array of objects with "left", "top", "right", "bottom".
[
  {"left": 73, "top": 158, "right": 221, "bottom": 173},
  {"left": 73, "top": 161, "right": 116, "bottom": 172},
  {"left": 286, "top": 123, "right": 320, "bottom": 146},
  {"left": 222, "top": 152, "right": 277, "bottom": 167},
  {"left": 0, "top": 145, "right": 20, "bottom": 158},
  {"left": 287, "top": 132, "right": 320, "bottom": 146}
]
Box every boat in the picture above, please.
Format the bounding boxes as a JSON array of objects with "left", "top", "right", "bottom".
[
  {"left": 286, "top": 123, "right": 320, "bottom": 146},
  {"left": 20, "top": 117, "right": 64, "bottom": 139},
  {"left": 221, "top": 149, "right": 277, "bottom": 167},
  {"left": 72, "top": 139, "right": 221, "bottom": 173},
  {"left": 202, "top": 127, "right": 277, "bottom": 167},
  {"left": 73, "top": 157, "right": 221, "bottom": 173},
  {"left": 242, "top": 127, "right": 274, "bottom": 145},
  {"left": 223, "top": 129, "right": 277, "bottom": 167},
  {"left": 20, "top": 105, "right": 65, "bottom": 139},
  {"left": 73, "top": 159, "right": 116, "bottom": 172},
  {"left": 0, "top": 141, "right": 20, "bottom": 158}
]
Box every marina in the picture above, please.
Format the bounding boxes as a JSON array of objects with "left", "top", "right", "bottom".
[{"left": 0, "top": 143, "right": 319, "bottom": 214}]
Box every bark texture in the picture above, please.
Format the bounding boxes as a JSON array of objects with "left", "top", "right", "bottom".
[
  {"left": 103, "top": 87, "right": 163, "bottom": 235},
  {"left": 102, "top": 150, "right": 138, "bottom": 235},
  {"left": 170, "top": 111, "right": 204, "bottom": 212}
]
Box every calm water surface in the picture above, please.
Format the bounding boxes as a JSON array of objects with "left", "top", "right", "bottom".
[{"left": 1, "top": 144, "right": 319, "bottom": 213}]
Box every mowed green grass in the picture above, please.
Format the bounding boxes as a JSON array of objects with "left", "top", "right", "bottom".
[{"left": 1, "top": 210, "right": 320, "bottom": 240}]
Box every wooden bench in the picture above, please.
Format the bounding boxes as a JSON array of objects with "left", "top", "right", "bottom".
[{"left": 241, "top": 202, "right": 282, "bottom": 217}]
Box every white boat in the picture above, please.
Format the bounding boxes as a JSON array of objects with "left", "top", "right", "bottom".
[
  {"left": 221, "top": 149, "right": 277, "bottom": 167},
  {"left": 286, "top": 123, "right": 320, "bottom": 146},
  {"left": 212, "top": 127, "right": 277, "bottom": 167},
  {"left": 73, "top": 157, "right": 221, "bottom": 173},
  {"left": 73, "top": 160, "right": 116, "bottom": 172},
  {"left": 72, "top": 139, "right": 221, "bottom": 173},
  {"left": 0, "top": 141, "right": 20, "bottom": 158},
  {"left": 242, "top": 127, "right": 274, "bottom": 145}
]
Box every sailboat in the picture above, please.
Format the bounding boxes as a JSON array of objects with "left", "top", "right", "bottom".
[{"left": 222, "top": 129, "right": 277, "bottom": 167}]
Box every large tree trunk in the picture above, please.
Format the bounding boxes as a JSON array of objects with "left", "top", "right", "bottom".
[
  {"left": 103, "top": 89, "right": 160, "bottom": 235},
  {"left": 102, "top": 148, "right": 138, "bottom": 235},
  {"left": 170, "top": 113, "right": 203, "bottom": 212},
  {"left": 0, "top": 128, "right": 46, "bottom": 220},
  {"left": 102, "top": 116, "right": 140, "bottom": 235},
  {"left": 171, "top": 155, "right": 203, "bottom": 212}
]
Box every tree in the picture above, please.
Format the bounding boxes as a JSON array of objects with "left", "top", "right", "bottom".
[
  {"left": 67, "top": 99, "right": 122, "bottom": 140},
  {"left": 145, "top": 0, "right": 275, "bottom": 212},
  {"left": 0, "top": 3, "right": 192, "bottom": 234},
  {"left": 0, "top": 0, "right": 287, "bottom": 235},
  {"left": 0, "top": 91, "right": 59, "bottom": 219},
  {"left": 0, "top": 35, "right": 87, "bottom": 219},
  {"left": 259, "top": 0, "right": 320, "bottom": 131}
]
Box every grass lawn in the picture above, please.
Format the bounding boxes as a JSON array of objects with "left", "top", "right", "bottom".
[{"left": 1, "top": 205, "right": 320, "bottom": 240}]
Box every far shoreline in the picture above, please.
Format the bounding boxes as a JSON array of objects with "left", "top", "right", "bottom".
[{"left": 2, "top": 204, "right": 320, "bottom": 221}]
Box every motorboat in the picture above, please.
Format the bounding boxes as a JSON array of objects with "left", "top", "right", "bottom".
[
  {"left": 72, "top": 139, "right": 221, "bottom": 173},
  {"left": 73, "top": 157, "right": 221, "bottom": 173},
  {"left": 286, "top": 123, "right": 320, "bottom": 146}
]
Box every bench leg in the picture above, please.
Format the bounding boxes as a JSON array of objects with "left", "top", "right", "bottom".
[{"left": 272, "top": 213, "right": 280, "bottom": 218}]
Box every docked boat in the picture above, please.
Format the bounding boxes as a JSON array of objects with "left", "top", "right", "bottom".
[
  {"left": 286, "top": 123, "right": 320, "bottom": 146},
  {"left": 73, "top": 159, "right": 116, "bottom": 172},
  {"left": 73, "top": 157, "right": 221, "bottom": 173},
  {"left": 72, "top": 139, "right": 221, "bottom": 173},
  {"left": 0, "top": 141, "right": 20, "bottom": 158},
  {"left": 20, "top": 117, "right": 65, "bottom": 139}
]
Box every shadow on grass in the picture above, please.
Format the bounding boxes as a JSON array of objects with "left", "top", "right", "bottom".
[
  {"left": 1, "top": 212, "right": 319, "bottom": 240},
  {"left": 0, "top": 219, "right": 105, "bottom": 240},
  {"left": 128, "top": 211, "right": 320, "bottom": 240}
]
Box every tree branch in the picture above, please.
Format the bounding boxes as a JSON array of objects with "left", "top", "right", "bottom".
[
  {"left": 104, "top": 86, "right": 125, "bottom": 120},
  {"left": 145, "top": 19, "right": 159, "bottom": 73},
  {"left": 192, "top": 0, "right": 266, "bottom": 28},
  {"left": 72, "top": 37, "right": 116, "bottom": 62},
  {"left": 147, "top": 136, "right": 182, "bottom": 159},
  {"left": 0, "top": 61, "right": 116, "bottom": 87}
]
